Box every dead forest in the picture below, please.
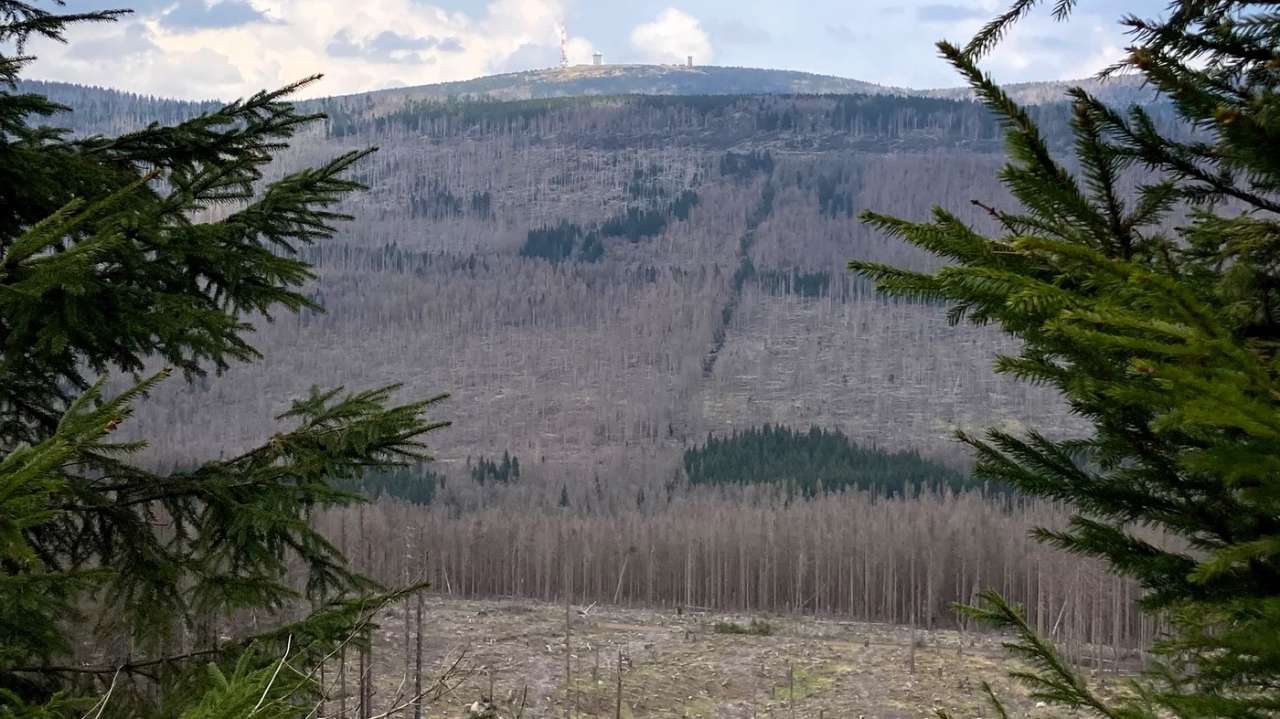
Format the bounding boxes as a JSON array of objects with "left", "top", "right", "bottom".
[{"left": 33, "top": 80, "right": 1177, "bottom": 669}]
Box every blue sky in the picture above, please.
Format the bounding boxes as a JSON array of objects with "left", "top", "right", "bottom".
[{"left": 26, "top": 0, "right": 1169, "bottom": 99}]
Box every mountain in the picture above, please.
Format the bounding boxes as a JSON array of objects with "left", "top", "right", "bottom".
[
  {"left": 346, "top": 64, "right": 906, "bottom": 103},
  {"left": 19, "top": 63, "right": 1154, "bottom": 120},
  {"left": 317, "top": 64, "right": 1156, "bottom": 108},
  {"left": 15, "top": 70, "right": 1177, "bottom": 483},
  {"left": 924, "top": 74, "right": 1159, "bottom": 107}
]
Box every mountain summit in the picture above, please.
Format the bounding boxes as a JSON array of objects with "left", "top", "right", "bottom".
[
  {"left": 343, "top": 64, "right": 904, "bottom": 103},
  {"left": 331, "top": 63, "right": 1153, "bottom": 107},
  {"left": 23, "top": 63, "right": 1154, "bottom": 109}
]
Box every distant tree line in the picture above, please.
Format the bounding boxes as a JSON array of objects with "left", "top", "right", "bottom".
[
  {"left": 520, "top": 222, "right": 604, "bottom": 264},
  {"left": 326, "top": 485, "right": 1153, "bottom": 658},
  {"left": 600, "top": 206, "right": 668, "bottom": 242},
  {"left": 522, "top": 189, "right": 701, "bottom": 263},
  {"left": 318, "top": 92, "right": 1188, "bottom": 152},
  {"left": 345, "top": 464, "right": 446, "bottom": 506},
  {"left": 602, "top": 188, "right": 701, "bottom": 242},
  {"left": 341, "top": 452, "right": 523, "bottom": 506},
  {"left": 470, "top": 451, "right": 521, "bottom": 485},
  {"left": 14, "top": 78, "right": 220, "bottom": 136},
  {"left": 408, "top": 176, "right": 493, "bottom": 220},
  {"left": 684, "top": 424, "right": 974, "bottom": 497}
]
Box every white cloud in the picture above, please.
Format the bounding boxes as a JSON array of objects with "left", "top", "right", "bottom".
[
  {"left": 1070, "top": 24, "right": 1127, "bottom": 80},
  {"left": 629, "top": 8, "right": 713, "bottom": 65},
  {"left": 25, "top": 0, "right": 596, "bottom": 100}
]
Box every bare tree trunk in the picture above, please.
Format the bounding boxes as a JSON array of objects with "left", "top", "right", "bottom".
[
  {"left": 402, "top": 595, "right": 411, "bottom": 684},
  {"left": 614, "top": 651, "right": 624, "bottom": 719},
  {"left": 613, "top": 553, "right": 630, "bottom": 605},
  {"left": 414, "top": 593, "right": 423, "bottom": 719},
  {"left": 339, "top": 648, "right": 347, "bottom": 719},
  {"left": 788, "top": 664, "right": 796, "bottom": 719},
  {"left": 909, "top": 610, "right": 918, "bottom": 675},
  {"left": 564, "top": 568, "right": 572, "bottom": 719},
  {"left": 358, "top": 646, "right": 368, "bottom": 719}
]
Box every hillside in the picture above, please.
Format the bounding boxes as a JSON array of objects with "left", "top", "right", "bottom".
[
  {"left": 349, "top": 64, "right": 1154, "bottom": 107},
  {"left": 348, "top": 64, "right": 903, "bottom": 103},
  {"left": 13, "top": 74, "right": 1181, "bottom": 484},
  {"left": 18, "top": 64, "right": 1152, "bottom": 127},
  {"left": 924, "top": 74, "right": 1160, "bottom": 106},
  {"left": 16, "top": 73, "right": 1165, "bottom": 680}
]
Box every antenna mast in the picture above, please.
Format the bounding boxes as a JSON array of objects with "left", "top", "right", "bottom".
[{"left": 559, "top": 24, "right": 569, "bottom": 67}]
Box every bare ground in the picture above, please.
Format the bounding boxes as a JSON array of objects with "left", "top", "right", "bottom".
[{"left": 348, "top": 597, "right": 1126, "bottom": 719}]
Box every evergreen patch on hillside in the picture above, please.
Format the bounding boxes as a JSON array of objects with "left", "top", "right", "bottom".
[
  {"left": 523, "top": 189, "right": 701, "bottom": 263},
  {"left": 600, "top": 206, "right": 668, "bottom": 241},
  {"left": 470, "top": 451, "right": 521, "bottom": 484},
  {"left": 408, "top": 178, "right": 494, "bottom": 220},
  {"left": 521, "top": 222, "right": 605, "bottom": 264},
  {"left": 684, "top": 425, "right": 972, "bottom": 496},
  {"left": 343, "top": 451, "right": 521, "bottom": 505},
  {"left": 346, "top": 464, "right": 445, "bottom": 505}
]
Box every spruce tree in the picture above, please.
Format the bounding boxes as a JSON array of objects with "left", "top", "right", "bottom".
[
  {"left": 0, "top": 2, "right": 447, "bottom": 715},
  {"left": 852, "top": 1, "right": 1279, "bottom": 716}
]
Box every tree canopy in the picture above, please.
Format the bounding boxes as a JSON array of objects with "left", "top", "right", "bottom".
[
  {"left": 853, "top": 0, "right": 1280, "bottom": 716},
  {"left": 683, "top": 425, "right": 973, "bottom": 497},
  {"left": 0, "top": 2, "right": 446, "bottom": 715}
]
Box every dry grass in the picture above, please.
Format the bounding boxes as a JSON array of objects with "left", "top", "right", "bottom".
[{"left": 353, "top": 597, "right": 1127, "bottom": 719}]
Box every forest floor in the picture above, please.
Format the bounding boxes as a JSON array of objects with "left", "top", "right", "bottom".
[{"left": 353, "top": 597, "right": 1130, "bottom": 719}]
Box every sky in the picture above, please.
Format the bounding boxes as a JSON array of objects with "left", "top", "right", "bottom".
[{"left": 22, "top": 0, "right": 1169, "bottom": 100}]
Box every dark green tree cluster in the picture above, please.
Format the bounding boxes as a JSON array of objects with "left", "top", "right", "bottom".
[
  {"left": 408, "top": 176, "right": 464, "bottom": 219},
  {"left": 470, "top": 189, "right": 493, "bottom": 217},
  {"left": 345, "top": 464, "right": 444, "bottom": 506},
  {"left": 578, "top": 231, "right": 605, "bottom": 262},
  {"left": 600, "top": 206, "right": 670, "bottom": 242},
  {"left": 525, "top": 187, "right": 705, "bottom": 261},
  {"left": 520, "top": 221, "right": 603, "bottom": 264},
  {"left": 853, "top": 1, "right": 1280, "bottom": 716},
  {"left": 683, "top": 425, "right": 971, "bottom": 497},
  {"left": 671, "top": 189, "right": 700, "bottom": 221},
  {"left": 407, "top": 176, "right": 493, "bottom": 221},
  {"left": 599, "top": 188, "right": 701, "bottom": 244},
  {"left": 0, "top": 3, "right": 446, "bottom": 715},
  {"left": 728, "top": 257, "right": 758, "bottom": 300},
  {"left": 469, "top": 451, "right": 520, "bottom": 485}
]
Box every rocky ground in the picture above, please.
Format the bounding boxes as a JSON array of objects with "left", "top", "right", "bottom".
[{"left": 344, "top": 597, "right": 1129, "bottom": 719}]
